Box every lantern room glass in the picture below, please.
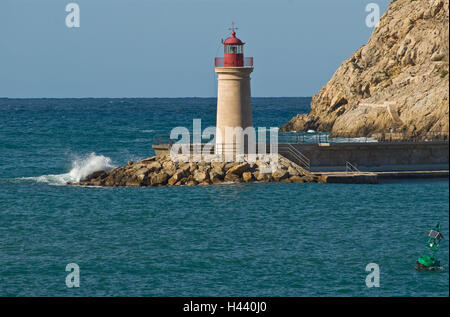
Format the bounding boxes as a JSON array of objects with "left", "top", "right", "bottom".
[{"left": 225, "top": 45, "right": 243, "bottom": 54}]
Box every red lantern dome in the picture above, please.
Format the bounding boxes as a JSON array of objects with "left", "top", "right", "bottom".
[{"left": 223, "top": 31, "right": 244, "bottom": 45}]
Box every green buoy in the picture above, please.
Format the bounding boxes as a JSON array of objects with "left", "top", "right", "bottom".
[{"left": 415, "top": 223, "right": 444, "bottom": 271}]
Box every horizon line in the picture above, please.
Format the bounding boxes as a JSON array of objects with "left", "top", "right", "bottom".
[{"left": 0, "top": 96, "right": 313, "bottom": 100}]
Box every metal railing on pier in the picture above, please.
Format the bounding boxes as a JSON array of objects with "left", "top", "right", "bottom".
[
  {"left": 329, "top": 131, "right": 449, "bottom": 143},
  {"left": 345, "top": 161, "right": 361, "bottom": 173},
  {"left": 168, "top": 142, "right": 273, "bottom": 154},
  {"left": 153, "top": 131, "right": 449, "bottom": 146},
  {"left": 278, "top": 144, "right": 311, "bottom": 174}
]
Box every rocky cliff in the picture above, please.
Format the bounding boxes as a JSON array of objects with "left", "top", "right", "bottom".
[{"left": 282, "top": 0, "right": 449, "bottom": 139}]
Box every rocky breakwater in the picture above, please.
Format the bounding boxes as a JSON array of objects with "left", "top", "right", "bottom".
[
  {"left": 72, "top": 155, "right": 322, "bottom": 187},
  {"left": 282, "top": 0, "right": 449, "bottom": 139}
]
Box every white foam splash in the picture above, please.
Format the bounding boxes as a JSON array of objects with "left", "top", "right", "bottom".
[
  {"left": 68, "top": 153, "right": 115, "bottom": 182},
  {"left": 20, "top": 153, "right": 115, "bottom": 185}
]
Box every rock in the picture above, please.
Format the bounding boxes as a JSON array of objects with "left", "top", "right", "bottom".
[
  {"left": 272, "top": 169, "right": 289, "bottom": 181},
  {"left": 317, "top": 175, "right": 327, "bottom": 183},
  {"left": 289, "top": 175, "right": 305, "bottom": 183},
  {"left": 212, "top": 166, "right": 225, "bottom": 177},
  {"left": 168, "top": 168, "right": 187, "bottom": 186},
  {"left": 281, "top": 0, "right": 449, "bottom": 139},
  {"left": 222, "top": 162, "right": 235, "bottom": 171},
  {"left": 198, "top": 164, "right": 211, "bottom": 173},
  {"left": 189, "top": 162, "right": 198, "bottom": 173},
  {"left": 125, "top": 177, "right": 142, "bottom": 187},
  {"left": 162, "top": 161, "right": 176, "bottom": 175},
  {"left": 224, "top": 173, "right": 242, "bottom": 183},
  {"left": 135, "top": 168, "right": 150, "bottom": 185},
  {"left": 139, "top": 156, "right": 156, "bottom": 163},
  {"left": 167, "top": 177, "right": 177, "bottom": 186},
  {"left": 193, "top": 170, "right": 208, "bottom": 183},
  {"left": 84, "top": 170, "right": 107, "bottom": 181},
  {"left": 431, "top": 52, "right": 445, "bottom": 61},
  {"left": 226, "top": 162, "right": 250, "bottom": 176},
  {"left": 186, "top": 180, "right": 198, "bottom": 186},
  {"left": 211, "top": 161, "right": 226, "bottom": 170},
  {"left": 303, "top": 174, "right": 318, "bottom": 183},
  {"left": 197, "top": 160, "right": 208, "bottom": 167},
  {"left": 150, "top": 171, "right": 169, "bottom": 186},
  {"left": 254, "top": 171, "right": 273, "bottom": 182},
  {"left": 103, "top": 176, "right": 115, "bottom": 186},
  {"left": 134, "top": 167, "right": 149, "bottom": 175},
  {"left": 90, "top": 179, "right": 103, "bottom": 186},
  {"left": 242, "top": 172, "right": 253, "bottom": 182},
  {"left": 109, "top": 169, "right": 126, "bottom": 186},
  {"left": 71, "top": 154, "right": 327, "bottom": 187},
  {"left": 174, "top": 169, "right": 188, "bottom": 181},
  {"left": 147, "top": 161, "right": 162, "bottom": 172},
  {"left": 130, "top": 163, "right": 145, "bottom": 170},
  {"left": 288, "top": 166, "right": 300, "bottom": 177},
  {"left": 209, "top": 171, "right": 224, "bottom": 184},
  {"left": 178, "top": 162, "right": 191, "bottom": 173}
]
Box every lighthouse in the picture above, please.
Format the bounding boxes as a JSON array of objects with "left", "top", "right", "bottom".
[{"left": 214, "top": 24, "right": 254, "bottom": 155}]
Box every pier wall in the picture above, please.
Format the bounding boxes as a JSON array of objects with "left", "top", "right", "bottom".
[
  {"left": 152, "top": 141, "right": 449, "bottom": 172},
  {"left": 290, "top": 142, "right": 449, "bottom": 172}
]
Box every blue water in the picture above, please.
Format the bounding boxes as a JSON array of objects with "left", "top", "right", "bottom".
[{"left": 0, "top": 98, "right": 448, "bottom": 297}]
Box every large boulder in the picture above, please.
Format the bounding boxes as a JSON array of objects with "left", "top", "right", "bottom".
[
  {"left": 147, "top": 161, "right": 162, "bottom": 172},
  {"left": 168, "top": 169, "right": 187, "bottom": 185},
  {"left": 162, "top": 161, "right": 177, "bottom": 176},
  {"left": 193, "top": 170, "right": 209, "bottom": 183},
  {"left": 272, "top": 169, "right": 289, "bottom": 181},
  {"left": 125, "top": 177, "right": 143, "bottom": 187},
  {"left": 209, "top": 171, "right": 224, "bottom": 184},
  {"left": 289, "top": 175, "right": 305, "bottom": 183},
  {"left": 84, "top": 170, "right": 108, "bottom": 181},
  {"left": 226, "top": 162, "right": 250, "bottom": 176},
  {"left": 224, "top": 173, "right": 242, "bottom": 183},
  {"left": 242, "top": 172, "right": 253, "bottom": 182},
  {"left": 150, "top": 171, "right": 169, "bottom": 186}
]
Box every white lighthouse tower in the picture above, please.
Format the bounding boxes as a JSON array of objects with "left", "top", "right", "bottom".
[{"left": 214, "top": 24, "right": 254, "bottom": 155}]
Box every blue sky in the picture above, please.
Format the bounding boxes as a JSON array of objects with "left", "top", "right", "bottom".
[{"left": 0, "top": 0, "right": 390, "bottom": 98}]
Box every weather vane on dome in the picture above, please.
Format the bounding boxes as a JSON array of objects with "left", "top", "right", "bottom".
[{"left": 229, "top": 22, "right": 238, "bottom": 34}]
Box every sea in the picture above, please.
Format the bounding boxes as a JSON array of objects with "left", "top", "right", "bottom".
[{"left": 0, "top": 97, "right": 448, "bottom": 297}]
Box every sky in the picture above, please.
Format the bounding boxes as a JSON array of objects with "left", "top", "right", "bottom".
[{"left": 0, "top": 0, "right": 390, "bottom": 98}]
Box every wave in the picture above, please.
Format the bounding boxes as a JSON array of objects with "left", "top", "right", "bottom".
[
  {"left": 19, "top": 153, "right": 115, "bottom": 186},
  {"left": 118, "top": 138, "right": 149, "bottom": 143}
]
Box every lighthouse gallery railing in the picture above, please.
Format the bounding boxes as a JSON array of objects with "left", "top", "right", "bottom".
[{"left": 215, "top": 57, "right": 253, "bottom": 67}]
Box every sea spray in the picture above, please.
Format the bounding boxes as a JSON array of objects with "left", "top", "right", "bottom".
[
  {"left": 68, "top": 153, "right": 115, "bottom": 182},
  {"left": 20, "top": 153, "right": 115, "bottom": 185}
]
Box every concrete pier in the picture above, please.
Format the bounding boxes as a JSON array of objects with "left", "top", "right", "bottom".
[
  {"left": 314, "top": 170, "right": 449, "bottom": 184},
  {"left": 151, "top": 141, "right": 449, "bottom": 184}
]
